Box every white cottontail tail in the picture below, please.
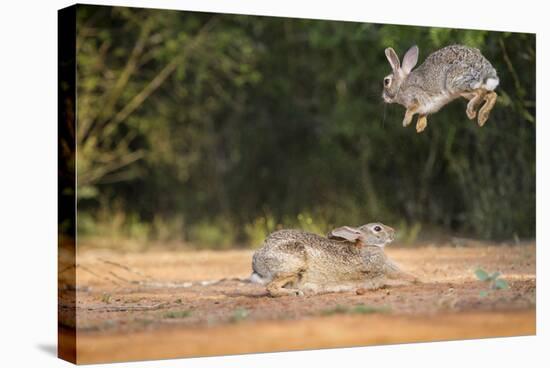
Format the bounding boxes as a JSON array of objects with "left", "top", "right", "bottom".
[
  {"left": 382, "top": 44, "right": 499, "bottom": 132},
  {"left": 251, "top": 223, "right": 416, "bottom": 297}
]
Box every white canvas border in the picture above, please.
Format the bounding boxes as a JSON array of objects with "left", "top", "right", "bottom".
[{"left": 0, "top": 1, "right": 545, "bottom": 367}]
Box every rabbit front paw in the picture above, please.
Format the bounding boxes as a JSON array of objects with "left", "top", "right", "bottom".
[
  {"left": 403, "top": 105, "right": 419, "bottom": 127},
  {"left": 416, "top": 115, "right": 428, "bottom": 133}
]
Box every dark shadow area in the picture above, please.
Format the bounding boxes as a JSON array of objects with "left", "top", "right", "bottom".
[{"left": 74, "top": 5, "right": 535, "bottom": 249}]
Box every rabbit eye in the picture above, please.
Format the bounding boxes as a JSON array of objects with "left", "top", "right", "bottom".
[
  {"left": 374, "top": 225, "right": 382, "bottom": 232},
  {"left": 384, "top": 77, "right": 391, "bottom": 87}
]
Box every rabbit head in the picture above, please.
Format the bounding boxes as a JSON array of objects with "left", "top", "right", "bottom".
[
  {"left": 382, "top": 45, "right": 419, "bottom": 103},
  {"left": 328, "top": 223, "right": 395, "bottom": 247}
]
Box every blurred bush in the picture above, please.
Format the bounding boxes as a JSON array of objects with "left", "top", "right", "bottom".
[
  {"left": 187, "top": 220, "right": 237, "bottom": 249},
  {"left": 74, "top": 5, "right": 535, "bottom": 248},
  {"left": 244, "top": 214, "right": 277, "bottom": 248}
]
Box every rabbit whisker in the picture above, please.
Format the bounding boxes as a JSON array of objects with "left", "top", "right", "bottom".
[{"left": 382, "top": 102, "right": 387, "bottom": 128}]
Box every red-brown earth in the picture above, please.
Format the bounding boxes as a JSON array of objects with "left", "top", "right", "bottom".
[{"left": 59, "top": 241, "right": 536, "bottom": 364}]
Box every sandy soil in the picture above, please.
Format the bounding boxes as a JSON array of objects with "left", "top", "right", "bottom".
[{"left": 59, "top": 242, "right": 536, "bottom": 364}]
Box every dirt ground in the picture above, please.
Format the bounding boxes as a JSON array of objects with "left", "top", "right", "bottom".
[{"left": 59, "top": 241, "right": 536, "bottom": 364}]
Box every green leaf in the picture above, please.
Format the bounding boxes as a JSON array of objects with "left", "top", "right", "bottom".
[
  {"left": 479, "top": 290, "right": 489, "bottom": 298},
  {"left": 494, "top": 279, "right": 509, "bottom": 290},
  {"left": 231, "top": 308, "right": 249, "bottom": 322},
  {"left": 163, "top": 310, "right": 192, "bottom": 319},
  {"left": 475, "top": 268, "right": 489, "bottom": 281},
  {"left": 77, "top": 185, "right": 98, "bottom": 199},
  {"left": 352, "top": 304, "right": 391, "bottom": 314},
  {"left": 321, "top": 305, "right": 348, "bottom": 316}
]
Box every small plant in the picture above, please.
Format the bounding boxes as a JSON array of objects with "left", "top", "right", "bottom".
[
  {"left": 474, "top": 267, "right": 509, "bottom": 297},
  {"left": 321, "top": 305, "right": 349, "bottom": 316},
  {"left": 231, "top": 308, "right": 250, "bottom": 322},
  {"left": 321, "top": 304, "right": 390, "bottom": 316},
  {"left": 244, "top": 214, "right": 277, "bottom": 247},
  {"left": 101, "top": 293, "right": 112, "bottom": 304},
  {"left": 174, "top": 298, "right": 183, "bottom": 304},
  {"left": 124, "top": 297, "right": 144, "bottom": 304},
  {"left": 295, "top": 213, "right": 329, "bottom": 235},
  {"left": 163, "top": 310, "right": 192, "bottom": 319},
  {"left": 136, "top": 318, "right": 154, "bottom": 327},
  {"left": 188, "top": 220, "right": 237, "bottom": 249},
  {"left": 352, "top": 304, "right": 391, "bottom": 314}
]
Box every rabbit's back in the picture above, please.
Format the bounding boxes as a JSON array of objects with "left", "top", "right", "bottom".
[
  {"left": 410, "top": 45, "right": 498, "bottom": 94},
  {"left": 251, "top": 230, "right": 310, "bottom": 283},
  {"left": 252, "top": 230, "right": 382, "bottom": 284}
]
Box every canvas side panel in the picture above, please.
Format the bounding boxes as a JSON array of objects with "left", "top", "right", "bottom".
[{"left": 58, "top": 4, "right": 77, "bottom": 364}]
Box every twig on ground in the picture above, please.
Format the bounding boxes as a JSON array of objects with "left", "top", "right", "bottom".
[
  {"left": 98, "top": 258, "right": 154, "bottom": 280},
  {"left": 132, "top": 280, "right": 194, "bottom": 288},
  {"left": 108, "top": 271, "right": 133, "bottom": 284},
  {"left": 131, "top": 276, "right": 251, "bottom": 289},
  {"left": 60, "top": 301, "right": 170, "bottom": 312},
  {"left": 78, "top": 264, "right": 122, "bottom": 286}
]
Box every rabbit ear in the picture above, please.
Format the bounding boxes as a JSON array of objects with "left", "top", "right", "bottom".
[
  {"left": 328, "top": 226, "right": 362, "bottom": 242},
  {"left": 402, "top": 45, "right": 419, "bottom": 74},
  {"left": 385, "top": 47, "right": 401, "bottom": 71}
]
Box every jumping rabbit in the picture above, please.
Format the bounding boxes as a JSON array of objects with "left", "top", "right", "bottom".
[
  {"left": 382, "top": 44, "right": 499, "bottom": 132},
  {"left": 251, "top": 223, "right": 416, "bottom": 297}
]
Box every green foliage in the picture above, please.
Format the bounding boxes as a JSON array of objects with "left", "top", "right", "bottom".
[
  {"left": 351, "top": 304, "right": 391, "bottom": 314},
  {"left": 396, "top": 221, "right": 423, "bottom": 244},
  {"left": 244, "top": 214, "right": 277, "bottom": 248},
  {"left": 474, "top": 268, "right": 490, "bottom": 281},
  {"left": 321, "top": 304, "right": 390, "bottom": 316},
  {"left": 78, "top": 205, "right": 152, "bottom": 248},
  {"left": 294, "top": 213, "right": 331, "bottom": 236},
  {"left": 75, "top": 5, "right": 535, "bottom": 248},
  {"left": 230, "top": 308, "right": 250, "bottom": 322},
  {"left": 475, "top": 267, "right": 510, "bottom": 296},
  {"left": 163, "top": 310, "right": 192, "bottom": 319},
  {"left": 151, "top": 215, "right": 186, "bottom": 242},
  {"left": 321, "top": 305, "right": 349, "bottom": 316},
  {"left": 494, "top": 279, "right": 509, "bottom": 290},
  {"left": 101, "top": 293, "right": 112, "bottom": 304},
  {"left": 188, "top": 220, "right": 237, "bottom": 249}
]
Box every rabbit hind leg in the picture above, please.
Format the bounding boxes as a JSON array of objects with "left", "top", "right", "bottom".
[
  {"left": 416, "top": 114, "right": 428, "bottom": 133},
  {"left": 383, "top": 258, "right": 420, "bottom": 284},
  {"left": 461, "top": 89, "right": 485, "bottom": 120},
  {"left": 357, "top": 276, "right": 417, "bottom": 294},
  {"left": 267, "top": 272, "right": 304, "bottom": 297},
  {"left": 478, "top": 91, "right": 497, "bottom": 127},
  {"left": 355, "top": 277, "right": 388, "bottom": 294}
]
